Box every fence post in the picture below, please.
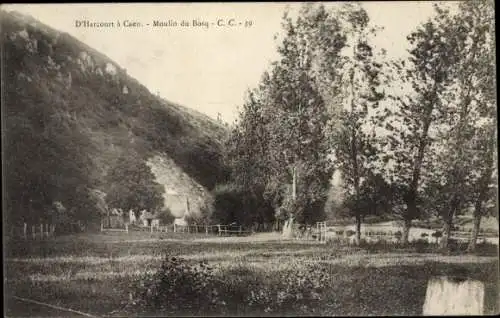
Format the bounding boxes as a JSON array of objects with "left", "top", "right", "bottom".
[
  {"left": 174, "top": 223, "right": 177, "bottom": 233},
  {"left": 125, "top": 223, "right": 129, "bottom": 233},
  {"left": 150, "top": 223, "right": 153, "bottom": 233},
  {"left": 24, "top": 223, "right": 27, "bottom": 240},
  {"left": 205, "top": 225, "right": 208, "bottom": 235},
  {"left": 101, "top": 221, "right": 104, "bottom": 232},
  {"left": 31, "top": 225, "right": 35, "bottom": 240}
]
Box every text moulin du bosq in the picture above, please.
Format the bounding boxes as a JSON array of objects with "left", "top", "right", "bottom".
[{"left": 75, "top": 19, "right": 253, "bottom": 29}]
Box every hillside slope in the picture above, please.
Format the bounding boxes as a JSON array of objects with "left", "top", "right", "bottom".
[{"left": 2, "top": 10, "right": 229, "bottom": 224}]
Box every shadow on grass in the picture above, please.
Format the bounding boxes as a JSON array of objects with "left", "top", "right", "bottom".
[
  {"left": 5, "top": 260, "right": 498, "bottom": 317},
  {"left": 129, "top": 259, "right": 498, "bottom": 317},
  {"left": 348, "top": 240, "right": 499, "bottom": 257}
]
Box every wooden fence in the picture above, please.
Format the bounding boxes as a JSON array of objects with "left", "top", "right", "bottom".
[
  {"left": 135, "top": 223, "right": 249, "bottom": 235},
  {"left": 100, "top": 221, "right": 129, "bottom": 232},
  {"left": 142, "top": 224, "right": 254, "bottom": 236},
  {"left": 290, "top": 222, "right": 327, "bottom": 243},
  {"left": 173, "top": 224, "right": 224, "bottom": 234},
  {"left": 10, "top": 223, "right": 56, "bottom": 240}
]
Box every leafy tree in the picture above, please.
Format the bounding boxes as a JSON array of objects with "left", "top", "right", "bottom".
[
  {"left": 224, "top": 5, "right": 337, "bottom": 229},
  {"left": 104, "top": 155, "right": 165, "bottom": 218},
  {"left": 444, "top": 0, "right": 496, "bottom": 251},
  {"left": 211, "top": 184, "right": 250, "bottom": 226},
  {"left": 462, "top": 0, "right": 496, "bottom": 252},
  {"left": 263, "top": 8, "right": 333, "bottom": 228},
  {"left": 381, "top": 5, "right": 460, "bottom": 244},
  {"left": 342, "top": 172, "right": 393, "bottom": 229},
  {"left": 3, "top": 73, "right": 96, "bottom": 225},
  {"left": 223, "top": 87, "right": 273, "bottom": 225},
  {"left": 330, "top": 4, "right": 386, "bottom": 244},
  {"left": 467, "top": 124, "right": 497, "bottom": 251},
  {"left": 157, "top": 207, "right": 175, "bottom": 225},
  {"left": 419, "top": 1, "right": 495, "bottom": 249},
  {"left": 210, "top": 183, "right": 274, "bottom": 228},
  {"left": 191, "top": 199, "right": 215, "bottom": 226}
]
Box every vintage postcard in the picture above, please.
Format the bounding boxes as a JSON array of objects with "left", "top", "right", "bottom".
[{"left": 2, "top": 2, "right": 498, "bottom": 317}]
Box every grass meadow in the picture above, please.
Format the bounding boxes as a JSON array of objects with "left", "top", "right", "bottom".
[{"left": 4, "top": 231, "right": 499, "bottom": 317}]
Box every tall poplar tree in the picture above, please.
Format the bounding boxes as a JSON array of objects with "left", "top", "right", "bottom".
[{"left": 381, "top": 5, "right": 459, "bottom": 244}]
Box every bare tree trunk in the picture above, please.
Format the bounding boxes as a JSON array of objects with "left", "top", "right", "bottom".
[
  {"left": 467, "top": 201, "right": 482, "bottom": 252},
  {"left": 107, "top": 208, "right": 111, "bottom": 229},
  {"left": 402, "top": 200, "right": 417, "bottom": 245},
  {"left": 467, "top": 132, "right": 494, "bottom": 252},
  {"left": 355, "top": 215, "right": 362, "bottom": 245},
  {"left": 282, "top": 217, "right": 294, "bottom": 239},
  {"left": 440, "top": 216, "right": 453, "bottom": 250},
  {"left": 402, "top": 217, "right": 412, "bottom": 245}
]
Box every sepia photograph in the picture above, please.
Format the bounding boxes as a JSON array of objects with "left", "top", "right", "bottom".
[{"left": 1, "top": 1, "right": 498, "bottom": 316}]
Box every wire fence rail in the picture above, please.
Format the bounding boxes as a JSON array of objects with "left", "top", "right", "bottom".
[{"left": 10, "top": 296, "right": 101, "bottom": 318}]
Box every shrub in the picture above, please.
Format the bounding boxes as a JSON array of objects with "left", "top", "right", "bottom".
[
  {"left": 431, "top": 231, "right": 442, "bottom": 238},
  {"left": 129, "top": 257, "right": 332, "bottom": 315},
  {"left": 413, "top": 239, "right": 429, "bottom": 252},
  {"left": 128, "top": 256, "right": 225, "bottom": 315},
  {"left": 156, "top": 207, "right": 175, "bottom": 225},
  {"left": 238, "top": 263, "right": 328, "bottom": 315},
  {"left": 346, "top": 230, "right": 355, "bottom": 237},
  {"left": 211, "top": 184, "right": 274, "bottom": 227}
]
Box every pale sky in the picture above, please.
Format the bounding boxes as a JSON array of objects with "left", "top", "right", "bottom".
[{"left": 3, "top": 2, "right": 450, "bottom": 123}]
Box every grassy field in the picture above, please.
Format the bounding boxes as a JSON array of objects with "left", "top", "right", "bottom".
[{"left": 4, "top": 231, "right": 499, "bottom": 317}]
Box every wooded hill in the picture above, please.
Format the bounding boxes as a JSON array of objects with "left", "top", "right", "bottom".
[{"left": 2, "top": 10, "right": 230, "bottom": 225}]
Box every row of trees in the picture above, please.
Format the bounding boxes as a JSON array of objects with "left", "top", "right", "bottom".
[{"left": 220, "top": 2, "right": 496, "bottom": 250}]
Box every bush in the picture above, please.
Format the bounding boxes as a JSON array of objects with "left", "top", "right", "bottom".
[
  {"left": 226, "top": 263, "right": 328, "bottom": 315},
  {"left": 156, "top": 208, "right": 175, "bottom": 225},
  {"left": 413, "top": 239, "right": 429, "bottom": 252},
  {"left": 129, "top": 257, "right": 332, "bottom": 315},
  {"left": 128, "top": 256, "right": 225, "bottom": 315},
  {"left": 211, "top": 184, "right": 274, "bottom": 227},
  {"left": 431, "top": 231, "right": 442, "bottom": 238}
]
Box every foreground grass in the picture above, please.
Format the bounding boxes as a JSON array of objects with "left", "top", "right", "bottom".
[{"left": 4, "top": 231, "right": 499, "bottom": 316}]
